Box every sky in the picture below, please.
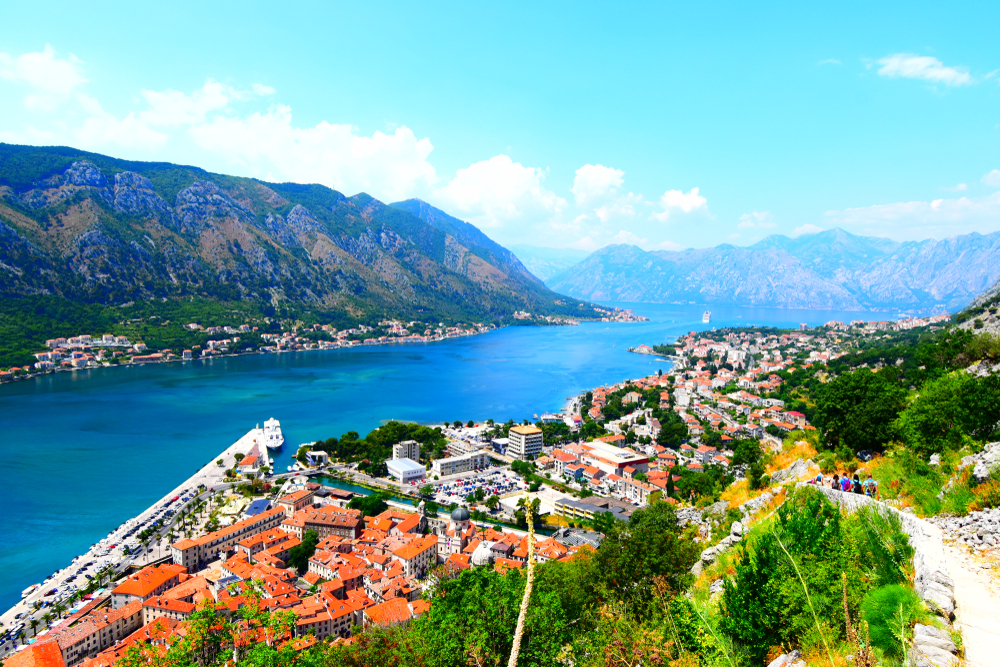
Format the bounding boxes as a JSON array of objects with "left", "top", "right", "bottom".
[{"left": 1, "top": 1, "right": 999, "bottom": 252}]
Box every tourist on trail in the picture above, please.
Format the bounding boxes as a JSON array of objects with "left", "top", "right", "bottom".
[
  {"left": 832, "top": 473, "right": 840, "bottom": 490},
  {"left": 852, "top": 474, "right": 863, "bottom": 494},
  {"left": 840, "top": 475, "right": 852, "bottom": 492},
  {"left": 864, "top": 474, "right": 878, "bottom": 498}
]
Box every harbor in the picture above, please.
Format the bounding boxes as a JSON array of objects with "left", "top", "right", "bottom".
[{"left": 0, "top": 428, "right": 272, "bottom": 656}]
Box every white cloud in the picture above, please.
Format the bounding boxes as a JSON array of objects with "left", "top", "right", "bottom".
[
  {"left": 943, "top": 182, "right": 968, "bottom": 192},
  {"left": 657, "top": 239, "right": 684, "bottom": 251},
  {"left": 594, "top": 192, "right": 645, "bottom": 224},
  {"left": 609, "top": 229, "right": 648, "bottom": 247},
  {"left": 251, "top": 83, "right": 275, "bottom": 96},
  {"left": 737, "top": 210, "right": 777, "bottom": 229},
  {"left": 877, "top": 53, "right": 974, "bottom": 87},
  {"left": 818, "top": 59, "right": 841, "bottom": 66},
  {"left": 982, "top": 169, "right": 1000, "bottom": 189},
  {"left": 792, "top": 223, "right": 824, "bottom": 237},
  {"left": 823, "top": 192, "right": 1000, "bottom": 240},
  {"left": 572, "top": 164, "right": 624, "bottom": 207},
  {"left": 139, "top": 80, "right": 234, "bottom": 127},
  {"left": 189, "top": 105, "right": 438, "bottom": 202},
  {"left": 431, "top": 154, "right": 566, "bottom": 233},
  {"left": 0, "top": 45, "right": 87, "bottom": 110},
  {"left": 653, "top": 187, "right": 707, "bottom": 222},
  {"left": 73, "top": 94, "right": 167, "bottom": 151}
]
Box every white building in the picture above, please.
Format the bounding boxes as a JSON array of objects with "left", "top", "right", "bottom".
[
  {"left": 508, "top": 425, "right": 543, "bottom": 460},
  {"left": 392, "top": 440, "right": 421, "bottom": 461},
  {"left": 431, "top": 451, "right": 491, "bottom": 477},
  {"left": 386, "top": 457, "right": 426, "bottom": 484}
]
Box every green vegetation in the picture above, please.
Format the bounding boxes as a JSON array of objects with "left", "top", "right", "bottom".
[
  {"left": 286, "top": 530, "right": 319, "bottom": 575},
  {"left": 311, "top": 421, "right": 447, "bottom": 474},
  {"left": 347, "top": 492, "right": 390, "bottom": 517}
]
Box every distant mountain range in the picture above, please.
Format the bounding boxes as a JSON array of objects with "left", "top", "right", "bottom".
[
  {"left": 505, "top": 245, "right": 592, "bottom": 282},
  {"left": 548, "top": 229, "right": 1000, "bottom": 312},
  {"left": 0, "top": 144, "right": 597, "bottom": 324}
]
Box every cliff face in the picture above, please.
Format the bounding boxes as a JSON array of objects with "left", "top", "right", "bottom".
[
  {"left": 549, "top": 229, "right": 1000, "bottom": 312},
  {"left": 0, "top": 144, "right": 592, "bottom": 322}
]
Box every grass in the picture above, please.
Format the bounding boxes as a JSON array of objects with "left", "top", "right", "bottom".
[
  {"left": 865, "top": 447, "right": 977, "bottom": 516},
  {"left": 767, "top": 436, "right": 819, "bottom": 475}
]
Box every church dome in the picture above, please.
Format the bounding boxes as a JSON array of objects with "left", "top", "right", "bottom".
[{"left": 451, "top": 506, "right": 471, "bottom": 522}]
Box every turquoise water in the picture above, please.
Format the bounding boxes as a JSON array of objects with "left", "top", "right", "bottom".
[{"left": 0, "top": 302, "right": 897, "bottom": 608}]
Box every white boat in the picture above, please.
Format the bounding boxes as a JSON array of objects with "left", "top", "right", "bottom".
[
  {"left": 263, "top": 418, "right": 285, "bottom": 450},
  {"left": 702, "top": 311, "right": 711, "bottom": 323},
  {"left": 21, "top": 584, "right": 39, "bottom": 598}
]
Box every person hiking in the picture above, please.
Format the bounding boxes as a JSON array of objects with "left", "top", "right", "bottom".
[
  {"left": 840, "top": 474, "right": 852, "bottom": 492},
  {"left": 864, "top": 474, "right": 878, "bottom": 498},
  {"left": 852, "top": 474, "right": 863, "bottom": 494},
  {"left": 831, "top": 473, "right": 840, "bottom": 490}
]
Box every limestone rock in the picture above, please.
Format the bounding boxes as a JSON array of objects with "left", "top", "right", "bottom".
[
  {"left": 730, "top": 520, "right": 744, "bottom": 537},
  {"left": 908, "top": 644, "right": 960, "bottom": 667},
  {"left": 709, "top": 579, "right": 724, "bottom": 594},
  {"left": 766, "top": 650, "right": 801, "bottom": 667},
  {"left": 913, "top": 624, "right": 957, "bottom": 654}
]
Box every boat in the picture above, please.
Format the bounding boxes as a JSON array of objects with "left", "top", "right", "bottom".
[
  {"left": 702, "top": 311, "right": 711, "bottom": 323},
  {"left": 263, "top": 418, "right": 285, "bottom": 450},
  {"left": 21, "top": 584, "right": 39, "bottom": 598}
]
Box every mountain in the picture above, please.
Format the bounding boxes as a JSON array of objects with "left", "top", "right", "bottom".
[
  {"left": 549, "top": 228, "right": 1000, "bottom": 312},
  {"left": 504, "top": 244, "right": 592, "bottom": 283},
  {"left": 0, "top": 144, "right": 597, "bottom": 324}
]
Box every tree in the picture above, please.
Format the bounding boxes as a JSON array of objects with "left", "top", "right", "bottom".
[
  {"left": 419, "top": 484, "right": 435, "bottom": 497},
  {"left": 814, "top": 368, "right": 907, "bottom": 454},
  {"left": 591, "top": 510, "right": 617, "bottom": 535},
  {"left": 347, "top": 492, "right": 390, "bottom": 517},
  {"left": 594, "top": 502, "right": 699, "bottom": 609},
  {"left": 466, "top": 420, "right": 474, "bottom": 427},
  {"left": 286, "top": 530, "right": 319, "bottom": 574},
  {"left": 485, "top": 495, "right": 500, "bottom": 510},
  {"left": 233, "top": 453, "right": 245, "bottom": 463},
  {"left": 896, "top": 372, "right": 1000, "bottom": 456}
]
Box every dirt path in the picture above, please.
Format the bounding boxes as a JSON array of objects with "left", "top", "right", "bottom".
[{"left": 942, "top": 544, "right": 1000, "bottom": 667}]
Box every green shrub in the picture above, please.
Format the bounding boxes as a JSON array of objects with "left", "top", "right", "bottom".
[{"left": 861, "top": 584, "right": 924, "bottom": 659}]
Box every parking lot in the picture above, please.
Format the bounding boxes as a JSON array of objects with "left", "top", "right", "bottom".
[{"left": 425, "top": 468, "right": 526, "bottom": 505}]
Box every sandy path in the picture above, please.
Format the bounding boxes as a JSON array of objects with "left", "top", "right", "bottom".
[{"left": 943, "top": 544, "right": 1000, "bottom": 667}]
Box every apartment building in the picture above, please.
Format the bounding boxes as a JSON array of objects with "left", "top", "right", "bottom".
[
  {"left": 431, "top": 451, "right": 490, "bottom": 477},
  {"left": 170, "top": 507, "right": 285, "bottom": 570},
  {"left": 507, "top": 425, "right": 543, "bottom": 460},
  {"left": 391, "top": 440, "right": 421, "bottom": 461}
]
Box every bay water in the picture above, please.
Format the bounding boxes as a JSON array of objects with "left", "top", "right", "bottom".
[{"left": 0, "top": 302, "right": 897, "bottom": 608}]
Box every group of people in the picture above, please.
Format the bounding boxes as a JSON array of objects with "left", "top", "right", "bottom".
[{"left": 810, "top": 471, "right": 879, "bottom": 498}]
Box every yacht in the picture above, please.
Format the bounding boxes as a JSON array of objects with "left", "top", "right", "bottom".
[
  {"left": 263, "top": 418, "right": 285, "bottom": 450},
  {"left": 702, "top": 311, "right": 711, "bottom": 324}
]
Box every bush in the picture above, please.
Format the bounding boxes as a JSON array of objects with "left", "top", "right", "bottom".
[
  {"left": 861, "top": 584, "right": 924, "bottom": 659},
  {"left": 970, "top": 479, "right": 1000, "bottom": 511}
]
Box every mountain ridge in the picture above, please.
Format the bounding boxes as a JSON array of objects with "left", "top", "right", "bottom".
[
  {"left": 0, "top": 143, "right": 597, "bottom": 325},
  {"left": 549, "top": 228, "right": 1000, "bottom": 312}
]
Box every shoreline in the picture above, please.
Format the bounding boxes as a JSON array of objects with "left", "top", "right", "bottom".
[
  {"left": 0, "top": 316, "right": 648, "bottom": 389},
  {"left": 0, "top": 428, "right": 268, "bottom": 652}
]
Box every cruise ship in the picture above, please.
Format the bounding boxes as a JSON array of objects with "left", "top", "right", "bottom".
[
  {"left": 702, "top": 311, "right": 711, "bottom": 323},
  {"left": 263, "top": 418, "right": 285, "bottom": 450}
]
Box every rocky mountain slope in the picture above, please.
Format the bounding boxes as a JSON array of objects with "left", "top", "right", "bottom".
[
  {"left": 550, "top": 228, "right": 1000, "bottom": 312},
  {"left": 0, "top": 144, "right": 595, "bottom": 323}
]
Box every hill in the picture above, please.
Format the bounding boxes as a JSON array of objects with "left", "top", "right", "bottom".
[
  {"left": 0, "top": 144, "right": 599, "bottom": 327},
  {"left": 549, "top": 228, "right": 1000, "bottom": 312}
]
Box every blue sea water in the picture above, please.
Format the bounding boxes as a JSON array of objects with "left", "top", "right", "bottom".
[{"left": 0, "top": 302, "right": 898, "bottom": 608}]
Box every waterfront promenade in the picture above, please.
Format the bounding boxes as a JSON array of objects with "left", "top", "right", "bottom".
[{"left": 0, "top": 428, "right": 269, "bottom": 656}]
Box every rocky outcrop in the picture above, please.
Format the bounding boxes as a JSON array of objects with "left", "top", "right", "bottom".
[
  {"left": 770, "top": 458, "right": 815, "bottom": 484},
  {"left": 766, "top": 650, "right": 805, "bottom": 667},
  {"left": 174, "top": 181, "right": 255, "bottom": 234},
  {"left": 930, "top": 508, "right": 1000, "bottom": 551},
  {"left": 909, "top": 624, "right": 960, "bottom": 667},
  {"left": 113, "top": 172, "right": 171, "bottom": 218},
  {"left": 14, "top": 160, "right": 113, "bottom": 209}
]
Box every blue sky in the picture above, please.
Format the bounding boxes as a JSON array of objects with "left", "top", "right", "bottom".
[{"left": 1, "top": 1, "right": 999, "bottom": 251}]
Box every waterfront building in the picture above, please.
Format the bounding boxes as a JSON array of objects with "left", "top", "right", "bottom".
[
  {"left": 507, "top": 425, "right": 543, "bottom": 460},
  {"left": 50, "top": 600, "right": 144, "bottom": 666},
  {"left": 170, "top": 507, "right": 285, "bottom": 570},
  {"left": 110, "top": 564, "right": 187, "bottom": 609},
  {"left": 430, "top": 451, "right": 490, "bottom": 477},
  {"left": 386, "top": 457, "right": 426, "bottom": 483},
  {"left": 391, "top": 440, "right": 421, "bottom": 461}
]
